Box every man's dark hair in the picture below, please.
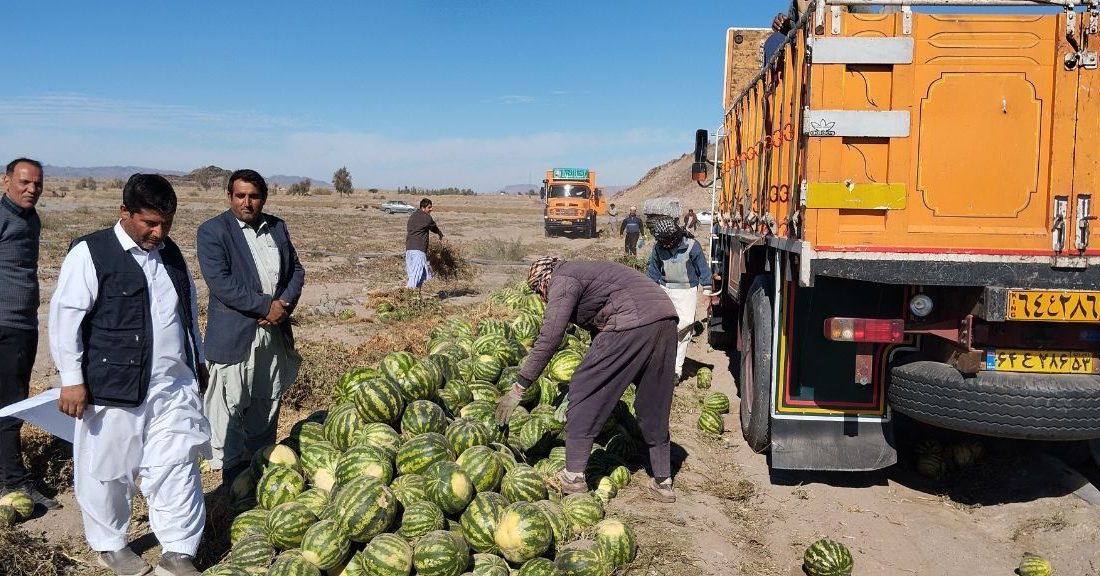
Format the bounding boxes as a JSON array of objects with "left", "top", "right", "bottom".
[
  {"left": 227, "top": 169, "right": 268, "bottom": 198},
  {"left": 123, "top": 174, "right": 177, "bottom": 215},
  {"left": 420, "top": 198, "right": 432, "bottom": 209},
  {"left": 6, "top": 157, "right": 43, "bottom": 175}
]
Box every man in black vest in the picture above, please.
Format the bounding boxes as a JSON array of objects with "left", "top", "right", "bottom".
[{"left": 49, "top": 174, "right": 209, "bottom": 576}]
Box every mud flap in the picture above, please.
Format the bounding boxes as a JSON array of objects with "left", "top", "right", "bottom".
[{"left": 769, "top": 416, "right": 897, "bottom": 471}]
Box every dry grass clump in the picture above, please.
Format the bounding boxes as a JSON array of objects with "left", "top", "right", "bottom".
[
  {"left": 471, "top": 238, "right": 530, "bottom": 262},
  {"left": 370, "top": 288, "right": 444, "bottom": 322},
  {"left": 1011, "top": 512, "right": 1068, "bottom": 542},
  {"left": 282, "top": 338, "right": 366, "bottom": 411},
  {"left": 21, "top": 428, "right": 74, "bottom": 491},
  {"left": 0, "top": 526, "right": 78, "bottom": 576},
  {"left": 426, "top": 241, "right": 473, "bottom": 281}
]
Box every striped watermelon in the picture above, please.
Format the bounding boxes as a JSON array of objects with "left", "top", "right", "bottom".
[
  {"left": 230, "top": 508, "right": 268, "bottom": 546},
  {"left": 518, "top": 416, "right": 551, "bottom": 453},
  {"left": 332, "top": 477, "right": 398, "bottom": 543},
  {"left": 510, "top": 313, "right": 540, "bottom": 346},
  {"left": 500, "top": 464, "right": 547, "bottom": 503},
  {"left": 268, "top": 550, "right": 321, "bottom": 576},
  {"left": 265, "top": 501, "right": 318, "bottom": 549},
  {"left": 389, "top": 473, "right": 430, "bottom": 507},
  {"left": 547, "top": 350, "right": 583, "bottom": 383},
  {"left": 0, "top": 505, "right": 16, "bottom": 528},
  {"left": 593, "top": 518, "right": 637, "bottom": 569},
  {"left": 459, "top": 400, "right": 497, "bottom": 424},
  {"left": 435, "top": 389, "right": 464, "bottom": 418},
  {"left": 380, "top": 351, "right": 418, "bottom": 384},
  {"left": 803, "top": 538, "right": 854, "bottom": 576},
  {"left": 532, "top": 457, "right": 564, "bottom": 481},
  {"left": 251, "top": 443, "right": 301, "bottom": 479},
  {"left": 516, "top": 557, "right": 555, "bottom": 576},
  {"left": 472, "top": 355, "right": 504, "bottom": 383},
  {"left": 324, "top": 402, "right": 366, "bottom": 451},
  {"left": 477, "top": 318, "right": 511, "bottom": 339},
  {"left": 703, "top": 392, "right": 730, "bottom": 414},
  {"left": 299, "top": 440, "right": 341, "bottom": 481},
  {"left": 695, "top": 367, "right": 713, "bottom": 389},
  {"left": 491, "top": 443, "right": 518, "bottom": 472},
  {"left": 506, "top": 406, "right": 531, "bottom": 433},
  {"left": 602, "top": 434, "right": 636, "bottom": 461},
  {"left": 426, "top": 353, "right": 460, "bottom": 384},
  {"left": 518, "top": 293, "right": 545, "bottom": 317},
  {"left": 413, "top": 530, "right": 470, "bottom": 576},
  {"left": 336, "top": 445, "right": 395, "bottom": 486},
  {"left": 200, "top": 564, "right": 251, "bottom": 576},
  {"left": 432, "top": 316, "right": 476, "bottom": 340},
  {"left": 229, "top": 468, "right": 256, "bottom": 508},
  {"left": 328, "top": 553, "right": 367, "bottom": 576},
  {"left": 300, "top": 518, "right": 351, "bottom": 570},
  {"left": 257, "top": 466, "right": 306, "bottom": 510},
  {"left": 493, "top": 502, "right": 553, "bottom": 564},
  {"left": 360, "top": 533, "right": 414, "bottom": 576},
  {"left": 553, "top": 547, "right": 606, "bottom": 576},
  {"left": 473, "top": 333, "right": 510, "bottom": 357},
  {"left": 471, "top": 552, "right": 510, "bottom": 576},
  {"left": 445, "top": 418, "right": 491, "bottom": 455},
  {"left": 697, "top": 409, "right": 724, "bottom": 435},
  {"left": 533, "top": 499, "right": 574, "bottom": 546},
  {"left": 503, "top": 339, "right": 528, "bottom": 366},
  {"left": 1018, "top": 554, "right": 1053, "bottom": 576},
  {"left": 608, "top": 465, "right": 631, "bottom": 490},
  {"left": 457, "top": 445, "right": 506, "bottom": 492},
  {"left": 455, "top": 358, "right": 478, "bottom": 383},
  {"left": 227, "top": 533, "right": 275, "bottom": 570},
  {"left": 537, "top": 377, "right": 559, "bottom": 406},
  {"left": 334, "top": 367, "right": 379, "bottom": 404},
  {"left": 352, "top": 377, "right": 407, "bottom": 426},
  {"left": 0, "top": 491, "right": 33, "bottom": 520},
  {"left": 401, "top": 400, "right": 449, "bottom": 439},
  {"left": 398, "top": 499, "right": 446, "bottom": 539},
  {"left": 352, "top": 422, "right": 403, "bottom": 461},
  {"left": 560, "top": 493, "right": 604, "bottom": 531},
  {"left": 289, "top": 420, "right": 327, "bottom": 453},
  {"left": 396, "top": 432, "right": 456, "bottom": 476},
  {"left": 459, "top": 491, "right": 510, "bottom": 553},
  {"left": 468, "top": 381, "right": 500, "bottom": 403},
  {"left": 425, "top": 461, "right": 476, "bottom": 514},
  {"left": 294, "top": 487, "right": 330, "bottom": 518},
  {"left": 388, "top": 358, "right": 443, "bottom": 403}
]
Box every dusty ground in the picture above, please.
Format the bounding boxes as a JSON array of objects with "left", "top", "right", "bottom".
[{"left": 9, "top": 189, "right": 1100, "bottom": 575}]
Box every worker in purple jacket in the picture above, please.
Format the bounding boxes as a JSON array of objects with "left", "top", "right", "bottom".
[{"left": 494, "top": 257, "right": 679, "bottom": 502}]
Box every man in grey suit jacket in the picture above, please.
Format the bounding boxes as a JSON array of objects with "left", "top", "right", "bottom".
[{"left": 197, "top": 169, "right": 305, "bottom": 484}]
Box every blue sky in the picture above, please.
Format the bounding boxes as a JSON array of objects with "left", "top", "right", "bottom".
[{"left": 0, "top": 1, "right": 1053, "bottom": 191}]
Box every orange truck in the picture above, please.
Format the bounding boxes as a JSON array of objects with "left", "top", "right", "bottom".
[
  {"left": 693, "top": 0, "right": 1100, "bottom": 471},
  {"left": 540, "top": 168, "right": 606, "bottom": 238}
]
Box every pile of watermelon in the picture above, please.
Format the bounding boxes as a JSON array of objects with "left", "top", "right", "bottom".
[
  {"left": 696, "top": 392, "right": 730, "bottom": 436},
  {"left": 203, "top": 284, "right": 643, "bottom": 576}
]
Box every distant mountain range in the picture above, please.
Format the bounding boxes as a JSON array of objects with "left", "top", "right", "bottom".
[{"left": 43, "top": 165, "right": 330, "bottom": 188}]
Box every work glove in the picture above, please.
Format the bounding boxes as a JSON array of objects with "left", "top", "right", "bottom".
[{"left": 494, "top": 376, "right": 531, "bottom": 425}]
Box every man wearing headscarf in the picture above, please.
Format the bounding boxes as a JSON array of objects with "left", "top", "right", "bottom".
[
  {"left": 494, "top": 256, "right": 680, "bottom": 502},
  {"left": 646, "top": 214, "right": 712, "bottom": 381}
]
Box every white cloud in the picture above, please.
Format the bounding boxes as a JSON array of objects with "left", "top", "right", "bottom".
[{"left": 496, "top": 95, "right": 535, "bottom": 105}]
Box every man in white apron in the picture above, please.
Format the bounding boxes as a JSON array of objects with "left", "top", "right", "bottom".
[
  {"left": 645, "top": 214, "right": 713, "bottom": 381},
  {"left": 49, "top": 174, "right": 209, "bottom": 576}
]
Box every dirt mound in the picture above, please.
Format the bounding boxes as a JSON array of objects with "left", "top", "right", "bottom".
[{"left": 613, "top": 151, "right": 716, "bottom": 216}]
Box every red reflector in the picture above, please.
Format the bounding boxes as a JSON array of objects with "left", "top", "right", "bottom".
[{"left": 824, "top": 318, "right": 905, "bottom": 343}]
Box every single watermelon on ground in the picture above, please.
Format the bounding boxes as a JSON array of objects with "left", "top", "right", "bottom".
[
  {"left": 802, "top": 538, "right": 854, "bottom": 576},
  {"left": 460, "top": 491, "right": 510, "bottom": 554},
  {"left": 413, "top": 530, "right": 470, "bottom": 576},
  {"left": 592, "top": 518, "right": 637, "bottom": 569},
  {"left": 493, "top": 501, "right": 553, "bottom": 564},
  {"left": 553, "top": 546, "right": 607, "bottom": 576}
]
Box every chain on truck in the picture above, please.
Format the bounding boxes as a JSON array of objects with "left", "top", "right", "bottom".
[{"left": 692, "top": 0, "right": 1100, "bottom": 471}]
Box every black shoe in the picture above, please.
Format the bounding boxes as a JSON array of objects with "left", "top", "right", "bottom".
[{"left": 23, "top": 482, "right": 61, "bottom": 511}]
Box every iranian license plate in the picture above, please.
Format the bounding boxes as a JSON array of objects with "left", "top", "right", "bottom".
[
  {"left": 984, "top": 349, "right": 1097, "bottom": 374},
  {"left": 1007, "top": 289, "right": 1100, "bottom": 322}
]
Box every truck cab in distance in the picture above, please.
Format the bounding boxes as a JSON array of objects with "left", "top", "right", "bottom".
[{"left": 541, "top": 167, "right": 605, "bottom": 238}]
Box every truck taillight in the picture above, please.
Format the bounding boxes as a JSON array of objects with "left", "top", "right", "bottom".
[{"left": 824, "top": 318, "right": 904, "bottom": 343}]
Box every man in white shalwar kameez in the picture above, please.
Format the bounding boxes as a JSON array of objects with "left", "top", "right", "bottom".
[{"left": 49, "top": 174, "right": 209, "bottom": 576}]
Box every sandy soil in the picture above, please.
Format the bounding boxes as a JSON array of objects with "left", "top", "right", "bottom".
[{"left": 11, "top": 190, "right": 1100, "bottom": 575}]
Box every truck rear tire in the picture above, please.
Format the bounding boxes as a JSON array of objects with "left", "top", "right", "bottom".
[
  {"left": 739, "top": 275, "right": 774, "bottom": 453},
  {"left": 890, "top": 361, "right": 1100, "bottom": 441}
]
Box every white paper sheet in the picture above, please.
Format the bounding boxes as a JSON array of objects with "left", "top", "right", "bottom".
[{"left": 0, "top": 388, "right": 74, "bottom": 443}]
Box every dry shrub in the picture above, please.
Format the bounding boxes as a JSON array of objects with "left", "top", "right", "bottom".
[
  {"left": 0, "top": 526, "right": 78, "bottom": 575},
  {"left": 370, "top": 288, "right": 444, "bottom": 322},
  {"left": 614, "top": 254, "right": 647, "bottom": 272},
  {"left": 21, "top": 427, "right": 74, "bottom": 491},
  {"left": 282, "top": 338, "right": 364, "bottom": 411},
  {"left": 426, "top": 241, "right": 472, "bottom": 281},
  {"left": 472, "top": 238, "right": 530, "bottom": 261}
]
